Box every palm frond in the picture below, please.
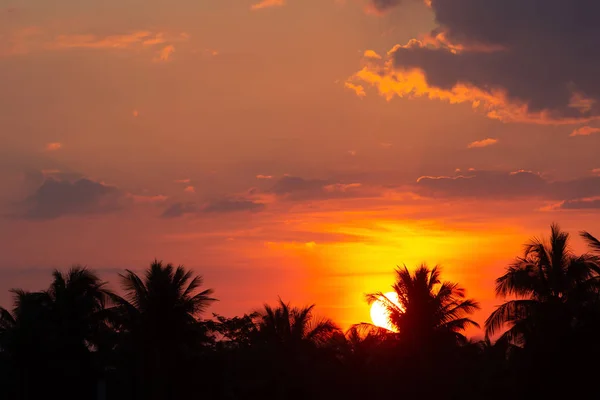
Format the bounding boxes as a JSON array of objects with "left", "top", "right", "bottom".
[
  {"left": 484, "top": 299, "right": 537, "bottom": 339},
  {"left": 119, "top": 269, "right": 147, "bottom": 308},
  {"left": 306, "top": 317, "right": 339, "bottom": 344},
  {"left": 581, "top": 231, "right": 600, "bottom": 253},
  {"left": 0, "top": 307, "right": 15, "bottom": 328},
  {"left": 348, "top": 322, "right": 393, "bottom": 338},
  {"left": 443, "top": 317, "right": 480, "bottom": 332},
  {"left": 183, "top": 275, "right": 204, "bottom": 297},
  {"left": 428, "top": 265, "right": 442, "bottom": 290},
  {"left": 495, "top": 262, "right": 539, "bottom": 298}
]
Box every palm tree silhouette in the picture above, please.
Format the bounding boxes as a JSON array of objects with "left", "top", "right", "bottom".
[
  {"left": 485, "top": 224, "right": 600, "bottom": 345},
  {"left": 250, "top": 299, "right": 340, "bottom": 400},
  {"left": 48, "top": 267, "right": 112, "bottom": 349},
  {"left": 0, "top": 267, "right": 111, "bottom": 400},
  {"left": 255, "top": 298, "right": 339, "bottom": 346},
  {"left": 581, "top": 230, "right": 600, "bottom": 253},
  {"left": 364, "top": 264, "right": 480, "bottom": 345},
  {"left": 0, "top": 290, "right": 53, "bottom": 399},
  {"left": 109, "top": 260, "right": 216, "bottom": 399}
]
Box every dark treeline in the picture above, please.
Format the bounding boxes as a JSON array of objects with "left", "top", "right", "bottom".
[{"left": 2, "top": 223, "right": 600, "bottom": 400}]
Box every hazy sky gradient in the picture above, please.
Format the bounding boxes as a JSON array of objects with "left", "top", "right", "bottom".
[{"left": 2, "top": 0, "right": 600, "bottom": 332}]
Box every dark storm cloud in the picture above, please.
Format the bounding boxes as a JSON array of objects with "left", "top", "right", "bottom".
[
  {"left": 378, "top": 0, "right": 600, "bottom": 120},
  {"left": 161, "top": 199, "right": 265, "bottom": 218},
  {"left": 370, "top": 0, "right": 403, "bottom": 12},
  {"left": 16, "top": 178, "right": 123, "bottom": 219},
  {"left": 416, "top": 171, "right": 600, "bottom": 201}
]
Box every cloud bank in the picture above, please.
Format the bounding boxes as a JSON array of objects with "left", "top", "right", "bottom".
[
  {"left": 353, "top": 1, "right": 600, "bottom": 124},
  {"left": 161, "top": 198, "right": 265, "bottom": 218},
  {"left": 16, "top": 178, "right": 124, "bottom": 219},
  {"left": 415, "top": 170, "right": 600, "bottom": 204}
]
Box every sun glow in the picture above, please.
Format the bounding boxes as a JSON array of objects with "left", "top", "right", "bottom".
[{"left": 370, "top": 291, "right": 402, "bottom": 332}]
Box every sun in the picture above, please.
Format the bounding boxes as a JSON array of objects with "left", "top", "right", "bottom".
[{"left": 370, "top": 291, "right": 402, "bottom": 332}]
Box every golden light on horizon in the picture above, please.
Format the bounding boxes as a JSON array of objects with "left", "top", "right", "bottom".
[{"left": 370, "top": 291, "right": 402, "bottom": 332}]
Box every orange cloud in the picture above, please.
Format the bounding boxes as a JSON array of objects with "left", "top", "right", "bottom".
[
  {"left": 184, "top": 186, "right": 195, "bottom": 193},
  {"left": 175, "top": 179, "right": 191, "bottom": 184},
  {"left": 348, "top": 45, "right": 599, "bottom": 125},
  {"left": 344, "top": 82, "right": 366, "bottom": 98},
  {"left": 323, "top": 183, "right": 362, "bottom": 192},
  {"left": 467, "top": 138, "right": 498, "bottom": 148},
  {"left": 52, "top": 31, "right": 163, "bottom": 50},
  {"left": 592, "top": 168, "right": 600, "bottom": 176},
  {"left": 2, "top": 29, "right": 188, "bottom": 60},
  {"left": 256, "top": 175, "right": 273, "bottom": 180},
  {"left": 363, "top": 50, "right": 382, "bottom": 59},
  {"left": 128, "top": 194, "right": 168, "bottom": 204},
  {"left": 154, "top": 45, "right": 175, "bottom": 63},
  {"left": 45, "top": 142, "right": 62, "bottom": 151},
  {"left": 570, "top": 126, "right": 600, "bottom": 136},
  {"left": 202, "top": 48, "right": 219, "bottom": 57},
  {"left": 251, "top": 0, "right": 285, "bottom": 10}
]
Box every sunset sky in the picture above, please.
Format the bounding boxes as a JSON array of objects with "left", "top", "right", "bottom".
[{"left": 2, "top": 0, "right": 600, "bottom": 334}]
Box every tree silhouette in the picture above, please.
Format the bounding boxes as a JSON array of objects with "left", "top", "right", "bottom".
[
  {"left": 484, "top": 224, "right": 600, "bottom": 397},
  {"left": 247, "top": 299, "right": 340, "bottom": 400},
  {"left": 485, "top": 224, "right": 600, "bottom": 345},
  {"left": 0, "top": 267, "right": 111, "bottom": 400},
  {"left": 346, "top": 265, "right": 481, "bottom": 399},
  {"left": 365, "top": 264, "right": 480, "bottom": 345},
  {"left": 108, "top": 260, "right": 216, "bottom": 400},
  {"left": 0, "top": 290, "right": 53, "bottom": 399},
  {"left": 581, "top": 230, "right": 600, "bottom": 253},
  {"left": 4, "top": 234, "right": 600, "bottom": 400},
  {"left": 255, "top": 298, "right": 339, "bottom": 346}
]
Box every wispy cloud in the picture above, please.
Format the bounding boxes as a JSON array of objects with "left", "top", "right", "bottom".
[
  {"left": 467, "top": 138, "right": 498, "bottom": 149},
  {"left": 161, "top": 198, "right": 265, "bottom": 218},
  {"left": 251, "top": 0, "right": 285, "bottom": 10},
  {"left": 128, "top": 194, "right": 168, "bottom": 204},
  {"left": 2, "top": 29, "right": 188, "bottom": 61},
  {"left": 154, "top": 45, "right": 175, "bottom": 63},
  {"left": 570, "top": 126, "right": 600, "bottom": 137},
  {"left": 344, "top": 82, "right": 366, "bottom": 98},
  {"left": 256, "top": 175, "right": 273, "bottom": 180},
  {"left": 51, "top": 31, "right": 164, "bottom": 50},
  {"left": 184, "top": 186, "right": 195, "bottom": 193},
  {"left": 174, "top": 179, "right": 191, "bottom": 184},
  {"left": 363, "top": 50, "right": 382, "bottom": 59},
  {"left": 323, "top": 183, "right": 362, "bottom": 192},
  {"left": 45, "top": 142, "right": 62, "bottom": 151}
]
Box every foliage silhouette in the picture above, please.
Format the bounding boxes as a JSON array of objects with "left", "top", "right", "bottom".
[
  {"left": 255, "top": 298, "right": 339, "bottom": 346},
  {"left": 364, "top": 264, "right": 480, "bottom": 345},
  {"left": 107, "top": 260, "right": 216, "bottom": 400},
  {"left": 485, "top": 223, "right": 600, "bottom": 345},
  {"left": 485, "top": 224, "right": 600, "bottom": 397},
  {"left": 1, "top": 226, "right": 600, "bottom": 400},
  {"left": 0, "top": 267, "right": 111, "bottom": 400}
]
